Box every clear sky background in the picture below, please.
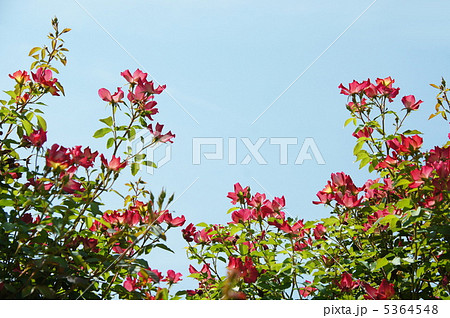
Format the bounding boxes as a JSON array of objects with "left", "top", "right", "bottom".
[{"left": 1, "top": 0, "right": 450, "bottom": 291}]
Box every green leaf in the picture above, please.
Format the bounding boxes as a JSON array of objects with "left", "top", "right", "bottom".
[
  {"left": 60, "top": 57, "right": 67, "bottom": 66},
  {"left": 28, "top": 47, "right": 41, "bottom": 56},
  {"left": 151, "top": 224, "right": 166, "bottom": 240},
  {"left": 402, "top": 129, "right": 423, "bottom": 135},
  {"left": 392, "top": 257, "right": 401, "bottom": 266},
  {"left": 93, "top": 127, "right": 112, "bottom": 138},
  {"left": 100, "top": 116, "right": 113, "bottom": 127},
  {"left": 378, "top": 214, "right": 400, "bottom": 227},
  {"left": 106, "top": 137, "right": 115, "bottom": 149},
  {"left": 239, "top": 243, "right": 249, "bottom": 255},
  {"left": 355, "top": 149, "right": 369, "bottom": 161},
  {"left": 375, "top": 257, "right": 389, "bottom": 270},
  {"left": 359, "top": 156, "right": 371, "bottom": 169},
  {"left": 131, "top": 162, "right": 140, "bottom": 176},
  {"left": 36, "top": 115, "right": 47, "bottom": 130},
  {"left": 155, "top": 243, "right": 174, "bottom": 253},
  {"left": 140, "top": 268, "right": 160, "bottom": 283},
  {"left": 0, "top": 199, "right": 14, "bottom": 206},
  {"left": 416, "top": 266, "right": 425, "bottom": 278},
  {"left": 21, "top": 285, "right": 35, "bottom": 298},
  {"left": 26, "top": 111, "right": 34, "bottom": 121},
  {"left": 229, "top": 225, "right": 242, "bottom": 236},
  {"left": 37, "top": 285, "right": 56, "bottom": 299},
  {"left": 397, "top": 198, "right": 412, "bottom": 209},
  {"left": 4, "top": 90, "right": 17, "bottom": 99},
  {"left": 21, "top": 119, "right": 33, "bottom": 135},
  {"left": 2, "top": 222, "right": 15, "bottom": 232},
  {"left": 227, "top": 207, "right": 240, "bottom": 214},
  {"left": 142, "top": 160, "right": 157, "bottom": 168},
  {"left": 134, "top": 154, "right": 146, "bottom": 161},
  {"left": 322, "top": 216, "right": 339, "bottom": 227},
  {"left": 353, "top": 140, "right": 364, "bottom": 155},
  {"left": 369, "top": 182, "right": 384, "bottom": 189},
  {"left": 128, "top": 127, "right": 136, "bottom": 141},
  {"left": 55, "top": 81, "right": 65, "bottom": 96},
  {"left": 30, "top": 61, "right": 39, "bottom": 70},
  {"left": 85, "top": 217, "right": 93, "bottom": 230},
  {"left": 411, "top": 207, "right": 421, "bottom": 217},
  {"left": 344, "top": 117, "right": 356, "bottom": 127},
  {"left": 403, "top": 257, "right": 415, "bottom": 263},
  {"left": 395, "top": 179, "right": 411, "bottom": 187}
]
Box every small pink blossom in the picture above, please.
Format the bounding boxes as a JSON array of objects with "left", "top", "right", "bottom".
[
  {"left": 136, "top": 79, "right": 166, "bottom": 95},
  {"left": 337, "top": 272, "right": 359, "bottom": 292},
  {"left": 120, "top": 69, "right": 148, "bottom": 84},
  {"left": 100, "top": 154, "right": 127, "bottom": 172},
  {"left": 32, "top": 68, "right": 60, "bottom": 96},
  {"left": 182, "top": 223, "right": 197, "bottom": 242},
  {"left": 363, "top": 279, "right": 395, "bottom": 300},
  {"left": 352, "top": 127, "right": 373, "bottom": 139},
  {"left": 9, "top": 70, "right": 30, "bottom": 85},
  {"left": 162, "top": 270, "right": 182, "bottom": 285},
  {"left": 71, "top": 146, "right": 98, "bottom": 168},
  {"left": 338, "top": 79, "right": 370, "bottom": 95},
  {"left": 98, "top": 87, "right": 124, "bottom": 103},
  {"left": 124, "top": 276, "right": 139, "bottom": 292},
  {"left": 147, "top": 123, "right": 175, "bottom": 143},
  {"left": 46, "top": 144, "right": 72, "bottom": 170},
  {"left": 401, "top": 95, "right": 423, "bottom": 111},
  {"left": 157, "top": 211, "right": 186, "bottom": 227},
  {"left": 227, "top": 183, "right": 250, "bottom": 205},
  {"left": 313, "top": 223, "right": 327, "bottom": 240},
  {"left": 23, "top": 128, "right": 47, "bottom": 148},
  {"left": 231, "top": 208, "right": 253, "bottom": 223}
]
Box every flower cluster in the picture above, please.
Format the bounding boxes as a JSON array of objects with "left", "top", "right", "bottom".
[
  {"left": 0, "top": 21, "right": 186, "bottom": 300},
  {"left": 183, "top": 183, "right": 330, "bottom": 299},
  {"left": 9, "top": 67, "right": 61, "bottom": 98},
  {"left": 90, "top": 200, "right": 185, "bottom": 237},
  {"left": 31, "top": 68, "right": 60, "bottom": 96},
  {"left": 339, "top": 77, "right": 400, "bottom": 102},
  {"left": 303, "top": 77, "right": 450, "bottom": 300},
  {"left": 362, "top": 279, "right": 395, "bottom": 300},
  {"left": 23, "top": 128, "right": 47, "bottom": 148},
  {"left": 313, "top": 172, "right": 363, "bottom": 208},
  {"left": 98, "top": 69, "right": 175, "bottom": 145},
  {"left": 228, "top": 256, "right": 259, "bottom": 284},
  {"left": 123, "top": 268, "right": 182, "bottom": 298},
  {"left": 45, "top": 144, "right": 98, "bottom": 171}
]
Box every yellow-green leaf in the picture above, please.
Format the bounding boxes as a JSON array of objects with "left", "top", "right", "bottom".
[
  {"left": 375, "top": 257, "right": 388, "bottom": 270},
  {"left": 93, "top": 127, "right": 111, "bottom": 138},
  {"left": 36, "top": 115, "right": 47, "bottom": 130},
  {"left": 28, "top": 47, "right": 41, "bottom": 56},
  {"left": 131, "top": 162, "right": 140, "bottom": 176},
  {"left": 344, "top": 117, "right": 356, "bottom": 127}
]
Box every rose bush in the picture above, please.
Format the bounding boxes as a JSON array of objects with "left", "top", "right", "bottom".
[
  {"left": 308, "top": 77, "right": 449, "bottom": 300},
  {"left": 0, "top": 19, "right": 184, "bottom": 299},
  {"left": 182, "top": 77, "right": 450, "bottom": 300}
]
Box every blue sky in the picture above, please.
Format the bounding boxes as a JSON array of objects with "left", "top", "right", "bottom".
[{"left": 2, "top": 0, "right": 450, "bottom": 291}]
